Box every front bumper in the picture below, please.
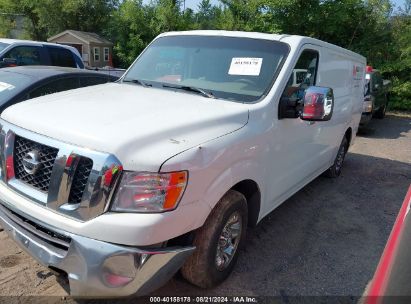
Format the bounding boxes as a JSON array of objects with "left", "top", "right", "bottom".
[{"left": 0, "top": 202, "right": 195, "bottom": 297}]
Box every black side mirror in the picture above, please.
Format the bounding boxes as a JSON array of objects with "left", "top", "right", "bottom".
[{"left": 300, "top": 86, "right": 334, "bottom": 121}]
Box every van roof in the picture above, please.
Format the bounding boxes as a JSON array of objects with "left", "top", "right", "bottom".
[
  {"left": 0, "top": 38, "right": 78, "bottom": 52},
  {"left": 159, "top": 30, "right": 366, "bottom": 62}
]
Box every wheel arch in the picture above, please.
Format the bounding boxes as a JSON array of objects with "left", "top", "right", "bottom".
[
  {"left": 345, "top": 127, "right": 352, "bottom": 146},
  {"left": 231, "top": 179, "right": 261, "bottom": 227}
]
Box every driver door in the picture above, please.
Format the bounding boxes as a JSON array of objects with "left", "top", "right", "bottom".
[{"left": 267, "top": 46, "right": 325, "bottom": 208}]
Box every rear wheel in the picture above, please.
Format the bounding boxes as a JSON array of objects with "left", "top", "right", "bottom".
[
  {"left": 324, "top": 136, "right": 348, "bottom": 178},
  {"left": 181, "top": 190, "right": 247, "bottom": 288}
]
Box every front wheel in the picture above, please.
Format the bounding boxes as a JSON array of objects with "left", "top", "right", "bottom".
[
  {"left": 324, "top": 136, "right": 348, "bottom": 178},
  {"left": 181, "top": 190, "right": 247, "bottom": 288}
]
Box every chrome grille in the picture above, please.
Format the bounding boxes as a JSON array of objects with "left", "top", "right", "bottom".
[
  {"left": 68, "top": 157, "right": 93, "bottom": 204},
  {"left": 13, "top": 135, "right": 59, "bottom": 192},
  {"left": 1, "top": 120, "right": 123, "bottom": 221}
]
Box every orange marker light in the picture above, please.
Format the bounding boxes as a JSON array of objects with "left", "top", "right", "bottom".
[{"left": 163, "top": 171, "right": 187, "bottom": 209}]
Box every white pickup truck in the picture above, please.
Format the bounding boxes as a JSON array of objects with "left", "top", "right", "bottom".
[{"left": 0, "top": 31, "right": 366, "bottom": 297}]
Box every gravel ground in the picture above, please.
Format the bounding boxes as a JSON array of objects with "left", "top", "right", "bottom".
[{"left": 0, "top": 113, "right": 410, "bottom": 300}]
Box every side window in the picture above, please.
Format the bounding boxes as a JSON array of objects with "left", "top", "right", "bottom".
[
  {"left": 104, "top": 47, "right": 110, "bottom": 62},
  {"left": 282, "top": 49, "right": 319, "bottom": 101},
  {"left": 47, "top": 47, "right": 76, "bottom": 68},
  {"left": 93, "top": 47, "right": 100, "bottom": 62},
  {"left": 79, "top": 76, "right": 109, "bottom": 87},
  {"left": 3, "top": 46, "right": 42, "bottom": 66},
  {"left": 28, "top": 77, "right": 79, "bottom": 99}
]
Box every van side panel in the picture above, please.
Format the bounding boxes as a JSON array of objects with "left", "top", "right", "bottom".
[
  {"left": 317, "top": 48, "right": 365, "bottom": 159},
  {"left": 317, "top": 49, "right": 353, "bottom": 165}
]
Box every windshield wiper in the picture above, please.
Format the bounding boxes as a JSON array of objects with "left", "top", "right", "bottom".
[
  {"left": 123, "top": 78, "right": 152, "bottom": 87},
  {"left": 162, "top": 84, "right": 215, "bottom": 99}
]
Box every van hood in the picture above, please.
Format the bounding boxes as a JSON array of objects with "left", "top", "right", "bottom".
[{"left": 1, "top": 83, "right": 248, "bottom": 171}]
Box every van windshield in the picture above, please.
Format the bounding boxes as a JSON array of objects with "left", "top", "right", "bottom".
[{"left": 122, "top": 35, "right": 289, "bottom": 103}]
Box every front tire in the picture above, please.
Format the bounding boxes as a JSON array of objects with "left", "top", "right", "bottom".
[
  {"left": 324, "top": 136, "right": 348, "bottom": 178},
  {"left": 181, "top": 190, "right": 247, "bottom": 288}
]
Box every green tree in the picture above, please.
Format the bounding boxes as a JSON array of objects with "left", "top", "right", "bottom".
[
  {"left": 105, "top": 0, "right": 154, "bottom": 67},
  {"left": 196, "top": 0, "right": 215, "bottom": 29},
  {"left": 217, "top": 0, "right": 267, "bottom": 31},
  {"left": 181, "top": 8, "right": 196, "bottom": 30},
  {"left": 0, "top": 0, "right": 47, "bottom": 40},
  {"left": 0, "top": 0, "right": 118, "bottom": 40},
  {"left": 150, "top": 0, "right": 183, "bottom": 32},
  {"left": 382, "top": 1, "right": 411, "bottom": 110},
  {"left": 0, "top": 13, "right": 14, "bottom": 37}
]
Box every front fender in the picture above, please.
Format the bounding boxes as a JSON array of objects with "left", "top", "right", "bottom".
[{"left": 160, "top": 127, "right": 266, "bottom": 228}]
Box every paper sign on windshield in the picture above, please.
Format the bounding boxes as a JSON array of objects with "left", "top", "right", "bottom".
[
  {"left": 0, "top": 82, "right": 15, "bottom": 92},
  {"left": 228, "top": 58, "right": 263, "bottom": 76}
]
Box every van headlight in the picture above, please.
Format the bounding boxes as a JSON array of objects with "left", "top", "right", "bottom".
[{"left": 111, "top": 171, "right": 188, "bottom": 212}]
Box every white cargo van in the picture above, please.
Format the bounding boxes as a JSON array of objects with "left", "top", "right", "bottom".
[{"left": 0, "top": 31, "right": 365, "bottom": 297}]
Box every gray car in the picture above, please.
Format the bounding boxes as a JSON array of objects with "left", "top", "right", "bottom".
[
  {"left": 0, "top": 38, "right": 84, "bottom": 69},
  {"left": 0, "top": 66, "right": 118, "bottom": 113}
]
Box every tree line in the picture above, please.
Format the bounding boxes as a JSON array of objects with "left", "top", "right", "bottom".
[{"left": 0, "top": 0, "right": 410, "bottom": 110}]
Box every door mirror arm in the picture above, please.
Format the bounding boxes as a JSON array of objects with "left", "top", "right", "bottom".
[{"left": 278, "top": 96, "right": 300, "bottom": 119}]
